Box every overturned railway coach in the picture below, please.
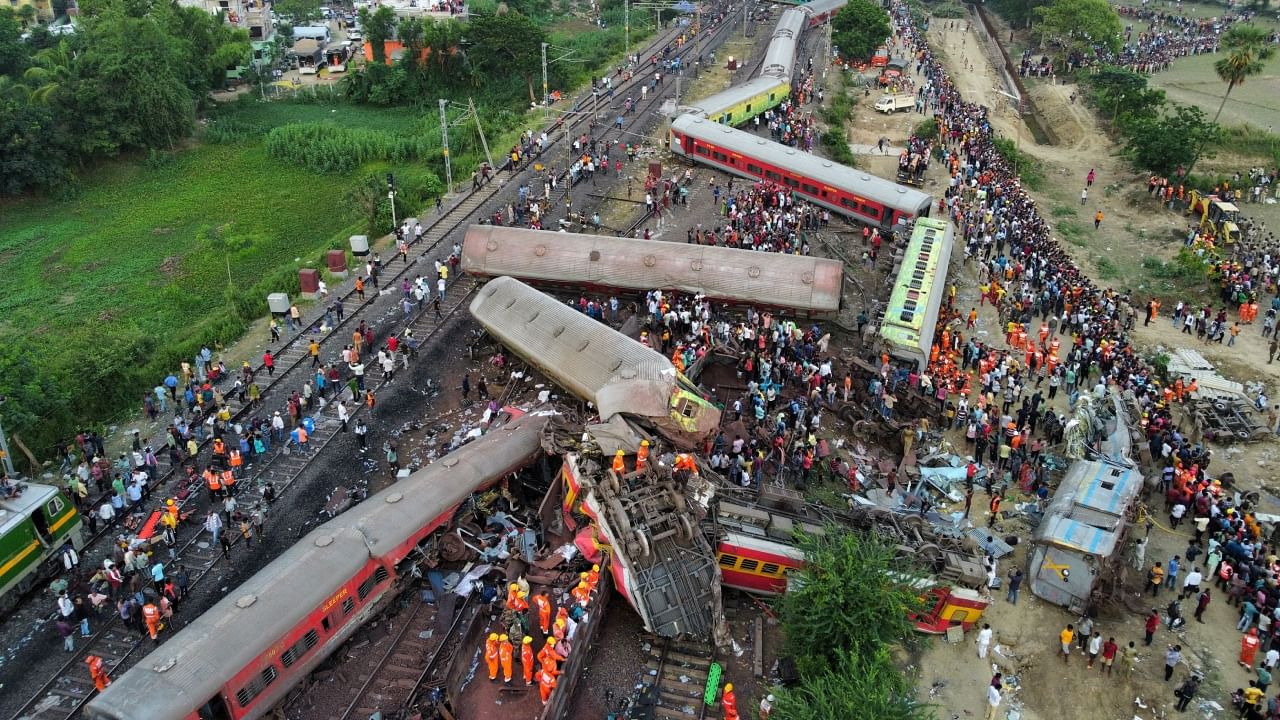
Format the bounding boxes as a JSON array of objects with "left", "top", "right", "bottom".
[
  {"left": 469, "top": 277, "right": 721, "bottom": 448},
  {"left": 669, "top": 114, "right": 933, "bottom": 230},
  {"left": 460, "top": 225, "right": 844, "bottom": 318},
  {"left": 84, "top": 414, "right": 550, "bottom": 720}
]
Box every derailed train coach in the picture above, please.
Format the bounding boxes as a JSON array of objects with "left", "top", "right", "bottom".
[
  {"left": 669, "top": 114, "right": 933, "bottom": 231},
  {"left": 84, "top": 414, "right": 550, "bottom": 720},
  {"left": 459, "top": 225, "right": 844, "bottom": 319},
  {"left": 469, "top": 276, "right": 721, "bottom": 449}
]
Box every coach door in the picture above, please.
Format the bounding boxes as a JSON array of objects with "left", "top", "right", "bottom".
[{"left": 196, "top": 695, "right": 232, "bottom": 720}]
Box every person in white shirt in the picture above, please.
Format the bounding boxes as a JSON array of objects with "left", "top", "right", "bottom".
[
  {"left": 1182, "top": 567, "right": 1203, "bottom": 599},
  {"left": 986, "top": 683, "right": 1002, "bottom": 720},
  {"left": 977, "top": 623, "right": 993, "bottom": 659}
]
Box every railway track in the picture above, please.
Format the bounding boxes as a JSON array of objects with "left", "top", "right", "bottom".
[
  {"left": 2, "top": 0, "right": 726, "bottom": 622},
  {"left": 4, "top": 11, "right": 747, "bottom": 720},
  {"left": 642, "top": 637, "right": 718, "bottom": 720},
  {"left": 319, "top": 593, "right": 478, "bottom": 720}
]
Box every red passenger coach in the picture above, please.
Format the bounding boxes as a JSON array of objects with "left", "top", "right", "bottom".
[
  {"left": 84, "top": 414, "right": 550, "bottom": 720},
  {"left": 669, "top": 114, "right": 933, "bottom": 231}
]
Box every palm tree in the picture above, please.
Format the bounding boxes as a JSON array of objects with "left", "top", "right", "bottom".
[
  {"left": 1210, "top": 25, "right": 1274, "bottom": 125},
  {"left": 22, "top": 40, "right": 76, "bottom": 103},
  {"left": 1184, "top": 24, "right": 1275, "bottom": 180}
]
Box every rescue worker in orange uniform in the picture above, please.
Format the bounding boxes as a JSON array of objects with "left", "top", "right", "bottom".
[
  {"left": 86, "top": 655, "right": 110, "bottom": 691},
  {"left": 612, "top": 450, "right": 627, "bottom": 474},
  {"left": 485, "top": 632, "right": 501, "bottom": 681},
  {"left": 498, "top": 634, "right": 514, "bottom": 684},
  {"left": 722, "top": 682, "right": 740, "bottom": 720},
  {"left": 220, "top": 469, "right": 236, "bottom": 495},
  {"left": 571, "top": 574, "right": 592, "bottom": 607},
  {"left": 670, "top": 450, "right": 701, "bottom": 474},
  {"left": 532, "top": 593, "right": 553, "bottom": 634},
  {"left": 538, "top": 637, "right": 561, "bottom": 674},
  {"left": 552, "top": 617, "right": 567, "bottom": 642},
  {"left": 204, "top": 468, "right": 222, "bottom": 499},
  {"left": 521, "top": 636, "right": 536, "bottom": 685},
  {"left": 228, "top": 448, "right": 243, "bottom": 476},
  {"left": 537, "top": 666, "right": 558, "bottom": 705},
  {"left": 142, "top": 601, "right": 162, "bottom": 642},
  {"left": 636, "top": 440, "right": 651, "bottom": 472}
]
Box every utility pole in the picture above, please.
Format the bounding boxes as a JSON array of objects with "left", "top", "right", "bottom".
[
  {"left": 624, "top": 0, "right": 630, "bottom": 59},
  {"left": 468, "top": 97, "right": 494, "bottom": 170},
  {"left": 438, "top": 99, "right": 452, "bottom": 193},
  {"left": 387, "top": 173, "right": 398, "bottom": 233},
  {"left": 541, "top": 42, "right": 549, "bottom": 119}
]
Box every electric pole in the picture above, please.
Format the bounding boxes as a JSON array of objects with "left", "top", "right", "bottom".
[
  {"left": 438, "top": 99, "right": 452, "bottom": 193},
  {"left": 624, "top": 0, "right": 630, "bottom": 59},
  {"left": 541, "top": 42, "right": 549, "bottom": 119}
]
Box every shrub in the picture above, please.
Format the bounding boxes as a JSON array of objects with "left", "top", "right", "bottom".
[{"left": 264, "top": 123, "right": 436, "bottom": 174}]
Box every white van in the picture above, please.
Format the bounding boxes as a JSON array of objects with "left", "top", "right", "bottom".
[
  {"left": 292, "top": 24, "right": 332, "bottom": 44},
  {"left": 874, "top": 94, "right": 914, "bottom": 114}
]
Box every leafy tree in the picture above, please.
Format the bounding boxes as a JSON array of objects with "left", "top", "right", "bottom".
[
  {"left": 397, "top": 16, "right": 424, "bottom": 69},
  {"left": 1034, "top": 0, "right": 1122, "bottom": 56},
  {"left": 153, "top": 3, "right": 251, "bottom": 96},
  {"left": 1121, "top": 103, "right": 1220, "bottom": 177},
  {"left": 770, "top": 648, "right": 932, "bottom": 720},
  {"left": 274, "top": 0, "right": 322, "bottom": 25},
  {"left": 358, "top": 5, "right": 397, "bottom": 64},
  {"left": 60, "top": 14, "right": 195, "bottom": 153},
  {"left": 0, "top": 97, "right": 70, "bottom": 193},
  {"left": 777, "top": 528, "right": 923, "bottom": 677},
  {"left": 0, "top": 8, "right": 30, "bottom": 77},
  {"left": 830, "top": 0, "right": 890, "bottom": 62},
  {"left": 466, "top": 11, "right": 546, "bottom": 100},
  {"left": 1085, "top": 65, "right": 1165, "bottom": 122},
  {"left": 16, "top": 4, "right": 37, "bottom": 25}
]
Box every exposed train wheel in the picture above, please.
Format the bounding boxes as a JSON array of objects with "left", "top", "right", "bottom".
[
  {"left": 631, "top": 529, "right": 652, "bottom": 560},
  {"left": 606, "top": 496, "right": 632, "bottom": 537},
  {"left": 676, "top": 514, "right": 695, "bottom": 543},
  {"left": 916, "top": 542, "right": 942, "bottom": 564},
  {"left": 604, "top": 469, "right": 622, "bottom": 496}
]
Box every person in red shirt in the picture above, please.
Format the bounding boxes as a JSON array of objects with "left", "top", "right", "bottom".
[
  {"left": 1101, "top": 637, "right": 1118, "bottom": 676},
  {"left": 1144, "top": 609, "right": 1160, "bottom": 646}
]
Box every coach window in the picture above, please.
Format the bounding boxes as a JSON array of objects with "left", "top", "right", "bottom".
[
  {"left": 765, "top": 170, "right": 781, "bottom": 181},
  {"left": 747, "top": 163, "right": 763, "bottom": 174},
  {"left": 197, "top": 696, "right": 233, "bottom": 720},
  {"left": 745, "top": 103, "right": 753, "bottom": 113},
  {"left": 739, "top": 558, "right": 760, "bottom": 572},
  {"left": 696, "top": 145, "right": 710, "bottom": 157},
  {"left": 863, "top": 204, "right": 881, "bottom": 219},
  {"left": 719, "top": 553, "right": 739, "bottom": 568}
]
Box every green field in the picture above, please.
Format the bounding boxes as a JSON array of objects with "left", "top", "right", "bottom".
[
  {"left": 1149, "top": 53, "right": 1280, "bottom": 131},
  {"left": 1132, "top": 3, "right": 1280, "bottom": 131},
  {"left": 0, "top": 97, "right": 438, "bottom": 455}
]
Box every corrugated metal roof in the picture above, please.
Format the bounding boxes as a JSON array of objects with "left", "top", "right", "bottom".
[{"left": 1038, "top": 516, "right": 1118, "bottom": 557}]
